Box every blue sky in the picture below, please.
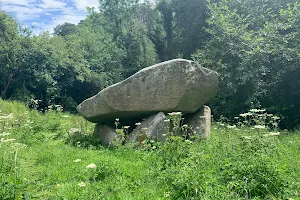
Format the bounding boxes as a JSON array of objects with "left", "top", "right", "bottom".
[{"left": 0, "top": 0, "right": 100, "bottom": 34}]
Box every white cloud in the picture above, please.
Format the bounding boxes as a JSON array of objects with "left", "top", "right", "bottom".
[
  {"left": 39, "top": 0, "right": 67, "bottom": 9},
  {"left": 73, "top": 0, "right": 99, "bottom": 11},
  {"left": 1, "top": 0, "right": 35, "bottom": 6},
  {"left": 2, "top": 4, "right": 43, "bottom": 20},
  {"left": 1, "top": 0, "right": 99, "bottom": 33},
  {"left": 42, "top": 7, "right": 86, "bottom": 32}
]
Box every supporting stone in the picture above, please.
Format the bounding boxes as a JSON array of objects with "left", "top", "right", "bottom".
[
  {"left": 94, "top": 124, "right": 118, "bottom": 146},
  {"left": 184, "top": 105, "right": 211, "bottom": 139},
  {"left": 128, "top": 112, "right": 169, "bottom": 143}
]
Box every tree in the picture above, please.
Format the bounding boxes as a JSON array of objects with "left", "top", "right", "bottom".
[
  {"left": 94, "top": 0, "right": 158, "bottom": 77},
  {"left": 171, "top": 0, "right": 208, "bottom": 58},
  {"left": 193, "top": 0, "right": 300, "bottom": 129},
  {"left": 53, "top": 22, "right": 77, "bottom": 37},
  {"left": 0, "top": 12, "right": 32, "bottom": 98}
]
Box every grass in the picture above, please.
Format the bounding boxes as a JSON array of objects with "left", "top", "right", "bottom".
[{"left": 1, "top": 99, "right": 300, "bottom": 199}]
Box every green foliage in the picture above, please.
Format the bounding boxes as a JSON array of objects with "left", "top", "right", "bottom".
[
  {"left": 0, "top": 99, "right": 94, "bottom": 145},
  {"left": 53, "top": 22, "right": 77, "bottom": 36},
  {"left": 0, "top": 143, "right": 19, "bottom": 199},
  {"left": 0, "top": 12, "right": 32, "bottom": 99},
  {"left": 0, "top": 2, "right": 158, "bottom": 110},
  {"left": 193, "top": 0, "right": 300, "bottom": 129},
  {"left": 156, "top": 0, "right": 208, "bottom": 60},
  {"left": 94, "top": 0, "right": 159, "bottom": 77},
  {"left": 65, "top": 130, "right": 102, "bottom": 149}
]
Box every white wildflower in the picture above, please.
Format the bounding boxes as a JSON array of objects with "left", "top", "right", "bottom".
[
  {"left": 264, "top": 132, "right": 280, "bottom": 137},
  {"left": 73, "top": 159, "right": 82, "bottom": 163},
  {"left": 0, "top": 113, "right": 14, "bottom": 119},
  {"left": 227, "top": 125, "right": 236, "bottom": 129},
  {"left": 250, "top": 109, "right": 266, "bottom": 113},
  {"left": 2, "top": 138, "right": 16, "bottom": 143},
  {"left": 240, "top": 113, "right": 252, "bottom": 117},
  {"left": 0, "top": 132, "right": 10, "bottom": 136},
  {"left": 272, "top": 116, "right": 280, "bottom": 120},
  {"left": 69, "top": 128, "right": 80, "bottom": 134},
  {"left": 168, "top": 112, "right": 182, "bottom": 116},
  {"left": 135, "top": 122, "right": 142, "bottom": 126},
  {"left": 123, "top": 126, "right": 130, "bottom": 129},
  {"left": 254, "top": 125, "right": 266, "bottom": 129},
  {"left": 164, "top": 192, "right": 170, "bottom": 197},
  {"left": 185, "top": 140, "right": 193, "bottom": 144},
  {"left": 77, "top": 182, "right": 86, "bottom": 187},
  {"left": 173, "top": 112, "right": 182, "bottom": 115},
  {"left": 249, "top": 109, "right": 259, "bottom": 113},
  {"left": 86, "top": 163, "right": 97, "bottom": 169}
]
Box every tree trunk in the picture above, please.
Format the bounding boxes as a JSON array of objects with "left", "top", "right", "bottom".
[{"left": 1, "top": 74, "right": 13, "bottom": 99}]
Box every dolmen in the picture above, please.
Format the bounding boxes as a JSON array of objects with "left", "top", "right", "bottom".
[{"left": 77, "top": 59, "right": 218, "bottom": 145}]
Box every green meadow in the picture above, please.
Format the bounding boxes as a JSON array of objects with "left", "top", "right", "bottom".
[{"left": 1, "top": 99, "right": 300, "bottom": 200}]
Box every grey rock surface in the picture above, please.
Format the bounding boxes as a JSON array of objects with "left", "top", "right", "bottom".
[
  {"left": 184, "top": 105, "right": 211, "bottom": 139},
  {"left": 128, "top": 112, "right": 169, "bottom": 142},
  {"left": 77, "top": 59, "right": 218, "bottom": 124},
  {"left": 93, "top": 124, "right": 117, "bottom": 146}
]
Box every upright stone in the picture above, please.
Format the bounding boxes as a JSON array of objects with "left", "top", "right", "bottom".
[
  {"left": 184, "top": 106, "right": 211, "bottom": 139},
  {"left": 94, "top": 124, "right": 117, "bottom": 146},
  {"left": 128, "top": 112, "right": 169, "bottom": 143}
]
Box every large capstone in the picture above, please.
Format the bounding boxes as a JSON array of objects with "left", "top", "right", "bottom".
[{"left": 77, "top": 59, "right": 218, "bottom": 124}]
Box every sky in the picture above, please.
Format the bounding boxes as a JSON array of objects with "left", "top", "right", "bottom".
[{"left": 0, "top": 0, "right": 100, "bottom": 34}]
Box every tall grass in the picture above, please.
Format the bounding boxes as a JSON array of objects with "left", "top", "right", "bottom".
[{"left": 0, "top": 99, "right": 300, "bottom": 199}]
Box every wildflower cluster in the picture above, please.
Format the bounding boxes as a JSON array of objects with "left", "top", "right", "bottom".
[
  {"left": 47, "top": 105, "right": 63, "bottom": 112},
  {"left": 68, "top": 161, "right": 98, "bottom": 188},
  {"left": 166, "top": 111, "right": 183, "bottom": 136},
  {"left": 216, "top": 108, "right": 282, "bottom": 138},
  {"left": 238, "top": 109, "right": 281, "bottom": 131},
  {"left": 0, "top": 112, "right": 17, "bottom": 144}
]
